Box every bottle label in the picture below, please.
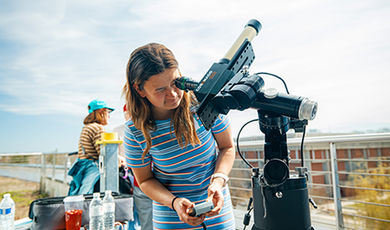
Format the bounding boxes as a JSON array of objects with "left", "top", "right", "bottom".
[{"left": 4, "top": 208, "right": 11, "bottom": 215}]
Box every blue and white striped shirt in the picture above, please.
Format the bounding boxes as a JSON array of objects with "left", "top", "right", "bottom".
[{"left": 124, "top": 114, "right": 235, "bottom": 230}]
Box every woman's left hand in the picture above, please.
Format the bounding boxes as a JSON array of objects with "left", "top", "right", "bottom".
[{"left": 206, "top": 178, "right": 224, "bottom": 216}]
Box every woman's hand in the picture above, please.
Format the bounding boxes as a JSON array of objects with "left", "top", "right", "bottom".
[
  {"left": 206, "top": 178, "right": 225, "bottom": 216},
  {"left": 173, "top": 197, "right": 205, "bottom": 226}
]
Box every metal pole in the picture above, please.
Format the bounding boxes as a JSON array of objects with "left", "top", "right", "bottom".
[
  {"left": 305, "top": 150, "right": 312, "bottom": 187},
  {"left": 99, "top": 145, "right": 106, "bottom": 192},
  {"left": 64, "top": 154, "right": 69, "bottom": 186},
  {"left": 52, "top": 154, "right": 56, "bottom": 195},
  {"left": 330, "top": 142, "right": 344, "bottom": 229},
  {"left": 52, "top": 154, "right": 56, "bottom": 181},
  {"left": 40, "top": 153, "right": 46, "bottom": 193}
]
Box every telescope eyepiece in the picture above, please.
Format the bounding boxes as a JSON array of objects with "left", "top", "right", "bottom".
[{"left": 175, "top": 76, "right": 199, "bottom": 91}]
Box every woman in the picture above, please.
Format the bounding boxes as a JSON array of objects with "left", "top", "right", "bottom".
[
  {"left": 123, "top": 43, "right": 236, "bottom": 229},
  {"left": 68, "top": 99, "right": 114, "bottom": 195},
  {"left": 78, "top": 99, "right": 113, "bottom": 160}
]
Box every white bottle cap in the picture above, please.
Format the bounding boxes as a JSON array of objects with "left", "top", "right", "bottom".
[{"left": 93, "top": 192, "right": 100, "bottom": 199}]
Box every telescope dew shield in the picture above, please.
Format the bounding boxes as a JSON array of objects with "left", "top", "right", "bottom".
[
  {"left": 299, "top": 98, "right": 317, "bottom": 120},
  {"left": 222, "top": 19, "right": 262, "bottom": 62}
]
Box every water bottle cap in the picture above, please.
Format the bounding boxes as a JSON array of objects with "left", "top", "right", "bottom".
[
  {"left": 93, "top": 192, "right": 100, "bottom": 198},
  {"left": 63, "top": 195, "right": 84, "bottom": 203},
  {"left": 105, "top": 190, "right": 112, "bottom": 195},
  {"left": 4, "top": 193, "right": 10, "bottom": 198}
]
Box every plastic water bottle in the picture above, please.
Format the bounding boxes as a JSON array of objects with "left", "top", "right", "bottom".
[
  {"left": 89, "top": 193, "right": 103, "bottom": 230},
  {"left": 0, "top": 193, "right": 15, "bottom": 230},
  {"left": 103, "top": 190, "right": 115, "bottom": 230},
  {"left": 0, "top": 204, "right": 3, "bottom": 230}
]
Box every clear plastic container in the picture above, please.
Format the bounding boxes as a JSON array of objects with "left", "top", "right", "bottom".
[
  {"left": 0, "top": 193, "right": 15, "bottom": 230},
  {"left": 103, "top": 190, "right": 115, "bottom": 230},
  {"left": 89, "top": 193, "right": 103, "bottom": 230},
  {"left": 63, "top": 195, "right": 84, "bottom": 230}
]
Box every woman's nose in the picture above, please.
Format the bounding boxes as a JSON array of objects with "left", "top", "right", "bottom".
[{"left": 167, "top": 86, "right": 177, "bottom": 97}]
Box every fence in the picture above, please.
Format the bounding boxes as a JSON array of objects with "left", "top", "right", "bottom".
[
  {"left": 1, "top": 133, "right": 390, "bottom": 229},
  {"left": 231, "top": 132, "right": 390, "bottom": 230},
  {"left": 0, "top": 151, "right": 77, "bottom": 197}
]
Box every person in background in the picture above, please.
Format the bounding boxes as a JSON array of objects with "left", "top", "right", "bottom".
[
  {"left": 68, "top": 99, "right": 114, "bottom": 195},
  {"left": 115, "top": 104, "right": 153, "bottom": 229},
  {"left": 123, "top": 43, "right": 236, "bottom": 229}
]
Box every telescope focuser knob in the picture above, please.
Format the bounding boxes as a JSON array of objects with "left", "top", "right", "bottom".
[{"left": 264, "top": 88, "right": 278, "bottom": 99}]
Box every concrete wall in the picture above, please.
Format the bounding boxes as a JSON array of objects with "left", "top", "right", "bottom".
[{"left": 40, "top": 176, "right": 69, "bottom": 197}]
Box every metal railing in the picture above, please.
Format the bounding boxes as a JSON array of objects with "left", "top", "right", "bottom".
[
  {"left": 0, "top": 151, "right": 77, "bottom": 196},
  {"left": 1, "top": 133, "right": 390, "bottom": 229},
  {"left": 230, "top": 132, "right": 390, "bottom": 230}
]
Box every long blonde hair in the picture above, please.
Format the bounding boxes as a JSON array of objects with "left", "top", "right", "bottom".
[{"left": 124, "top": 43, "right": 200, "bottom": 160}]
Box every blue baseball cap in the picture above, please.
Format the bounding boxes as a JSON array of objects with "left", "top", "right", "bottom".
[{"left": 88, "top": 99, "right": 115, "bottom": 113}]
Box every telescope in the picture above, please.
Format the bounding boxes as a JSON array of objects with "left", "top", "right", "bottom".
[{"left": 176, "top": 19, "right": 317, "bottom": 230}]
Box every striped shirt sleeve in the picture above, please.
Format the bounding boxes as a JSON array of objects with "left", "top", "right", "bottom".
[
  {"left": 211, "top": 114, "right": 230, "bottom": 134},
  {"left": 124, "top": 123, "right": 152, "bottom": 168}
]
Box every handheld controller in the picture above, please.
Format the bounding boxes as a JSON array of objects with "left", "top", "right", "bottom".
[{"left": 188, "top": 201, "right": 214, "bottom": 217}]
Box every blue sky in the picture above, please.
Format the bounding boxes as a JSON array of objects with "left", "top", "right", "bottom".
[{"left": 1, "top": 0, "right": 390, "bottom": 153}]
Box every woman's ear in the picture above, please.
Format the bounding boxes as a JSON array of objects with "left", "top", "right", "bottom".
[{"left": 133, "top": 83, "right": 146, "bottom": 97}]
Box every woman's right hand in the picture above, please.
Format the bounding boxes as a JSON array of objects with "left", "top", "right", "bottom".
[{"left": 173, "top": 197, "right": 205, "bottom": 226}]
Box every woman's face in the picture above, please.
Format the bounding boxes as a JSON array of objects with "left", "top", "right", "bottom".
[
  {"left": 101, "top": 108, "right": 110, "bottom": 125},
  {"left": 136, "top": 68, "right": 183, "bottom": 119}
]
